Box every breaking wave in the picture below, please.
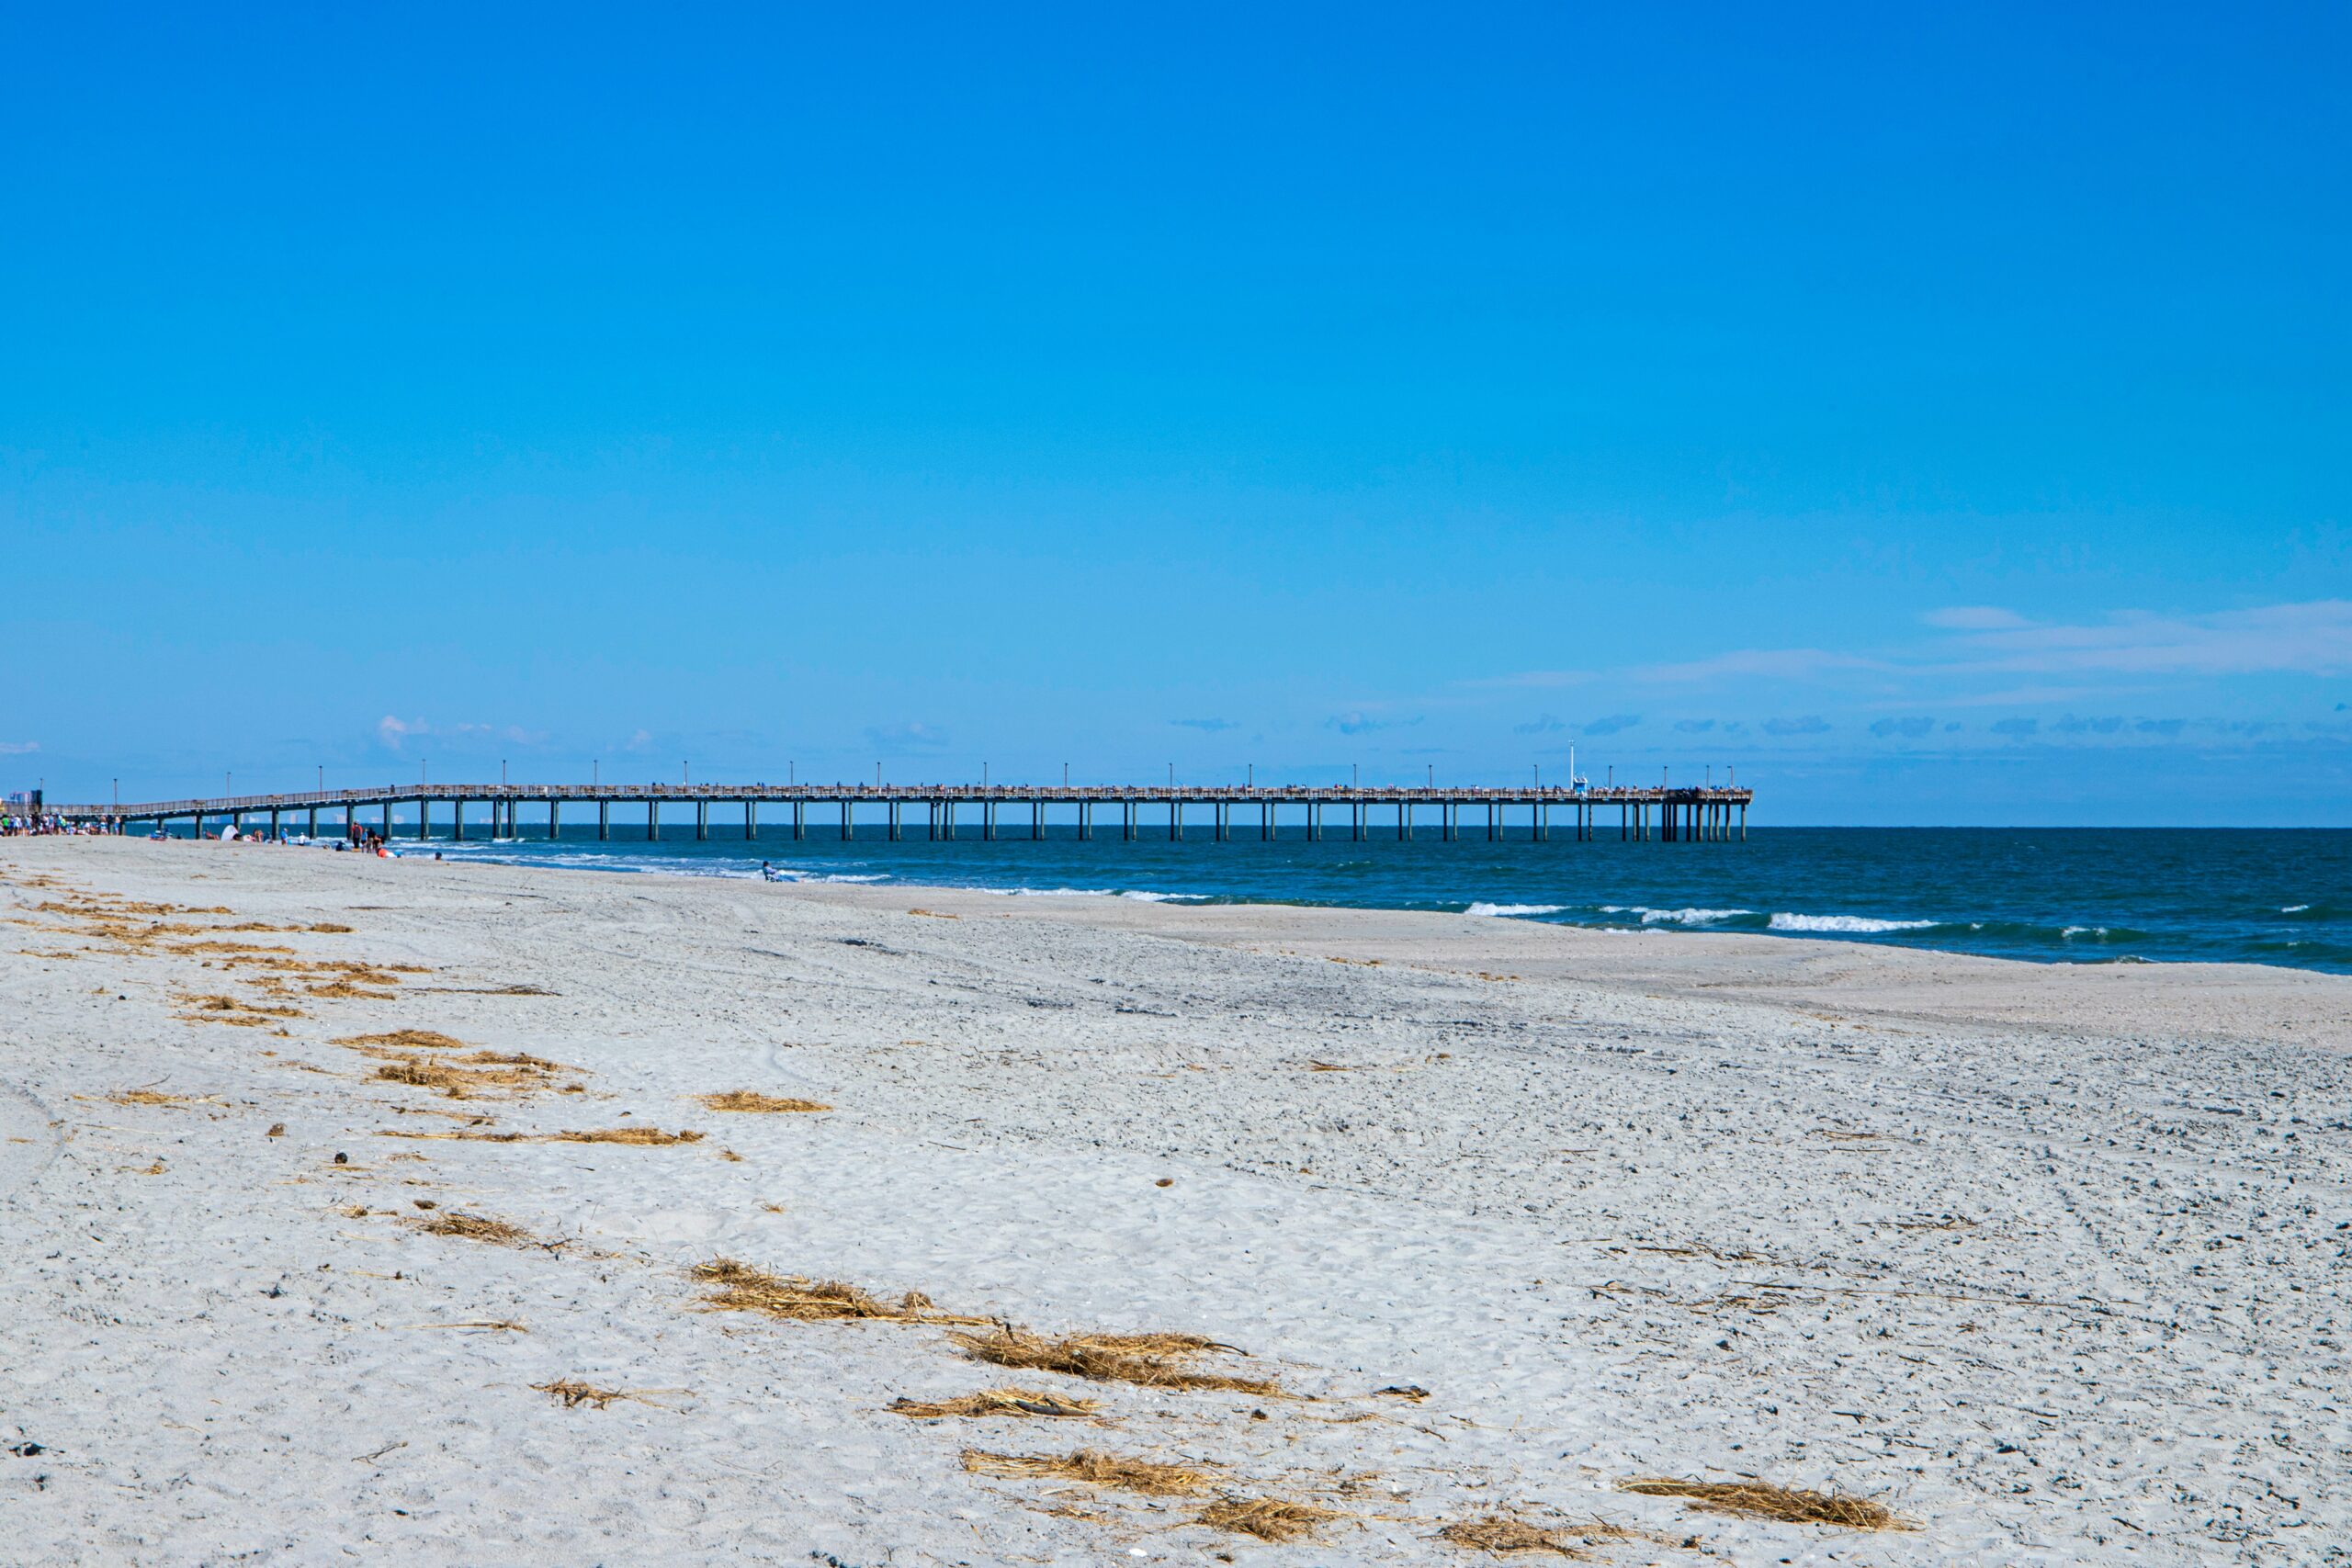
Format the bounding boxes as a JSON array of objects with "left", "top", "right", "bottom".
[{"left": 1769, "top": 912, "right": 1939, "bottom": 933}]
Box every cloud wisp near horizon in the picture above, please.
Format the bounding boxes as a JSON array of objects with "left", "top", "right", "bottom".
[{"left": 1457, "top": 599, "right": 2351, "bottom": 746}]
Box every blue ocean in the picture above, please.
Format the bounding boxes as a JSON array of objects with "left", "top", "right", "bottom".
[{"left": 383, "top": 824, "right": 2352, "bottom": 975}]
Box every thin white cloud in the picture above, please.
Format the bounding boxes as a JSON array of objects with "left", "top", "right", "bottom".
[
  {"left": 1936, "top": 684, "right": 2140, "bottom": 708},
  {"left": 864, "top": 721, "right": 949, "bottom": 750},
  {"left": 378, "top": 716, "right": 545, "bottom": 749},
  {"left": 0, "top": 740, "right": 38, "bottom": 755},
  {"left": 1923, "top": 605, "right": 2034, "bottom": 630},
  {"left": 1328, "top": 710, "right": 1422, "bottom": 735},
  {"left": 1477, "top": 600, "right": 2350, "bottom": 705},
  {"left": 1634, "top": 648, "right": 1887, "bottom": 683},
  {"left": 1929, "top": 600, "right": 2352, "bottom": 677},
  {"left": 1461, "top": 669, "right": 1598, "bottom": 690},
  {"left": 1453, "top": 600, "right": 2346, "bottom": 757}
]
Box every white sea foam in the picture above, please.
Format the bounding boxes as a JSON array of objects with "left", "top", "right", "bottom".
[
  {"left": 429, "top": 846, "right": 777, "bottom": 880},
  {"left": 1632, "top": 906, "right": 1750, "bottom": 926},
  {"left": 1464, "top": 902, "right": 1567, "bottom": 918},
  {"left": 977, "top": 886, "right": 1204, "bottom": 902},
  {"left": 1769, "top": 912, "right": 1938, "bottom": 933},
  {"left": 988, "top": 886, "right": 1119, "bottom": 897},
  {"left": 2061, "top": 925, "right": 2110, "bottom": 939},
  {"left": 2282, "top": 904, "right": 2312, "bottom": 913}
]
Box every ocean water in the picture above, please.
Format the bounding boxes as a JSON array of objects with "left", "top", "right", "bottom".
[{"left": 310, "top": 822, "right": 2352, "bottom": 975}]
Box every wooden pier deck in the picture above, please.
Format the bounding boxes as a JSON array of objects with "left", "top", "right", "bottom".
[{"left": 33, "top": 782, "right": 1752, "bottom": 843}]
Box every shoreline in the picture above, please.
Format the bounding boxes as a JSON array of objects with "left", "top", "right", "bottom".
[
  {"left": 770, "top": 875, "right": 2352, "bottom": 1049},
  {"left": 3, "top": 837, "right": 2344, "bottom": 1564},
  {"left": 384, "top": 828, "right": 2352, "bottom": 980}
]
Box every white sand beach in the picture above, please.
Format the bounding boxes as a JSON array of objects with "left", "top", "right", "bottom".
[{"left": 1, "top": 838, "right": 2343, "bottom": 1566}]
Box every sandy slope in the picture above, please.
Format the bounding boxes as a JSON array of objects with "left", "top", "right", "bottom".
[{"left": 0, "top": 839, "right": 2343, "bottom": 1567}]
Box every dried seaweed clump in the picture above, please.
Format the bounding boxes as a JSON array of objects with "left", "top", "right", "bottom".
[
  {"left": 105, "top": 1089, "right": 200, "bottom": 1107},
  {"left": 336, "top": 1029, "right": 470, "bottom": 1051},
  {"left": 1195, "top": 1496, "right": 1343, "bottom": 1542},
  {"left": 413, "top": 1212, "right": 536, "bottom": 1247},
  {"left": 374, "top": 1127, "right": 531, "bottom": 1143},
  {"left": 888, "top": 1388, "right": 1100, "bottom": 1420},
  {"left": 369, "top": 1050, "right": 571, "bottom": 1097},
  {"left": 695, "top": 1090, "right": 832, "bottom": 1113},
  {"left": 177, "top": 992, "right": 305, "bottom": 1024},
  {"left": 961, "top": 1448, "right": 1211, "bottom": 1495},
  {"left": 949, "top": 1327, "right": 1277, "bottom": 1395},
  {"left": 534, "top": 1379, "right": 632, "bottom": 1409},
  {"left": 689, "top": 1258, "right": 980, "bottom": 1323},
  {"left": 1617, "top": 1478, "right": 1901, "bottom": 1529},
  {"left": 1438, "top": 1516, "right": 1584, "bottom": 1556},
  {"left": 556, "top": 1126, "right": 703, "bottom": 1145}
]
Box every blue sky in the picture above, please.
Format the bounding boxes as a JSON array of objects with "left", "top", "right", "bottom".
[{"left": 4, "top": 4, "right": 2346, "bottom": 822}]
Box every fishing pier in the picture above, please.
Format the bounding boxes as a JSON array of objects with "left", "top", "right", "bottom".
[{"left": 38, "top": 782, "right": 1751, "bottom": 843}]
